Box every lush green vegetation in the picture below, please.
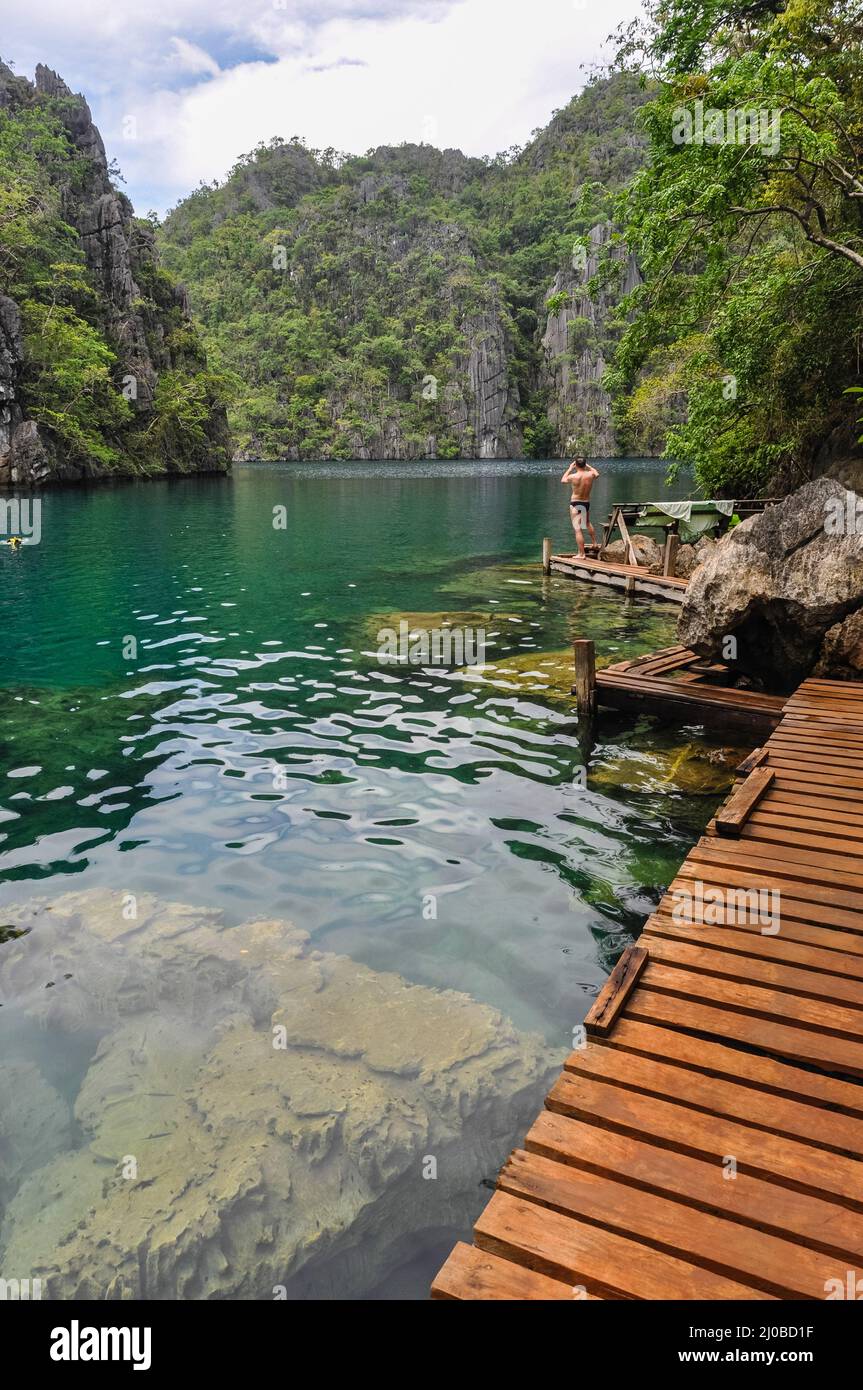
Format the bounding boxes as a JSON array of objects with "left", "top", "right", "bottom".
[
  {"left": 0, "top": 65, "right": 230, "bottom": 476},
  {"left": 158, "top": 75, "right": 649, "bottom": 460},
  {"left": 608, "top": 0, "right": 863, "bottom": 494},
  {"left": 10, "top": 16, "right": 861, "bottom": 492}
]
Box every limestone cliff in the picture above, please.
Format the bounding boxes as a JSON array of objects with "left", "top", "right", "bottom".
[
  {"left": 0, "top": 62, "right": 231, "bottom": 485},
  {"left": 539, "top": 222, "right": 643, "bottom": 457},
  {"left": 160, "top": 73, "right": 650, "bottom": 462}
]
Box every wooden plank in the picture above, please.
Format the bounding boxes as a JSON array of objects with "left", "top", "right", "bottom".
[
  {"left": 645, "top": 911, "right": 863, "bottom": 979},
  {"left": 642, "top": 931, "right": 863, "bottom": 1012},
  {"left": 550, "top": 560, "right": 688, "bottom": 603},
  {"left": 603, "top": 1017, "right": 863, "bottom": 1115},
  {"left": 627, "top": 985, "right": 863, "bottom": 1078},
  {"left": 769, "top": 773, "right": 863, "bottom": 805},
  {"left": 499, "top": 1148, "right": 843, "bottom": 1299},
  {"left": 737, "top": 821, "right": 863, "bottom": 856},
  {"left": 737, "top": 746, "right": 767, "bottom": 775},
  {"left": 743, "top": 804, "right": 863, "bottom": 835},
  {"left": 474, "top": 1191, "right": 774, "bottom": 1300},
  {"left": 598, "top": 672, "right": 785, "bottom": 708},
  {"left": 431, "top": 1242, "right": 591, "bottom": 1300},
  {"left": 526, "top": 1110, "right": 863, "bottom": 1263},
  {"left": 756, "top": 755, "right": 863, "bottom": 785},
  {"left": 640, "top": 959, "right": 863, "bottom": 1043},
  {"left": 715, "top": 767, "right": 774, "bottom": 836},
  {"left": 689, "top": 834, "right": 863, "bottom": 888},
  {"left": 547, "top": 1070, "right": 863, "bottom": 1206},
  {"left": 674, "top": 859, "right": 863, "bottom": 925},
  {"left": 685, "top": 841, "right": 863, "bottom": 900},
  {"left": 564, "top": 1038, "right": 863, "bottom": 1154},
  {"left": 583, "top": 945, "right": 647, "bottom": 1037}
]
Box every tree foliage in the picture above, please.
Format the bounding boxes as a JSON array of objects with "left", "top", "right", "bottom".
[{"left": 609, "top": 0, "right": 863, "bottom": 493}]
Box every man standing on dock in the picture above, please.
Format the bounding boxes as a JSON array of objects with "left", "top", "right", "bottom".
[{"left": 562, "top": 456, "right": 599, "bottom": 558}]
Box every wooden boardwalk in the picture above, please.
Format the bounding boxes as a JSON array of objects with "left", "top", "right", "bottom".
[
  {"left": 548, "top": 553, "right": 689, "bottom": 603},
  {"left": 432, "top": 677, "right": 863, "bottom": 1301},
  {"left": 596, "top": 644, "right": 787, "bottom": 735}
]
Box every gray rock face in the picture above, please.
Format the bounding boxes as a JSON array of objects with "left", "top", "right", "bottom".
[
  {"left": 678, "top": 480, "right": 863, "bottom": 686},
  {"left": 540, "top": 222, "right": 642, "bottom": 457},
  {"left": 456, "top": 303, "right": 523, "bottom": 459},
  {"left": 813, "top": 609, "right": 863, "bottom": 678},
  {"left": 0, "top": 295, "right": 23, "bottom": 475},
  {"left": 0, "top": 64, "right": 231, "bottom": 484},
  {"left": 0, "top": 889, "right": 555, "bottom": 1299}
]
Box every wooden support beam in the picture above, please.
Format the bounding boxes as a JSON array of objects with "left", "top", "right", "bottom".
[
  {"left": 663, "top": 530, "right": 680, "bottom": 578},
  {"left": 584, "top": 945, "right": 648, "bottom": 1037},
  {"left": 715, "top": 766, "right": 775, "bottom": 837},
  {"left": 616, "top": 509, "right": 638, "bottom": 568},
  {"left": 573, "top": 640, "right": 596, "bottom": 724},
  {"left": 542, "top": 537, "right": 552, "bottom": 575}
]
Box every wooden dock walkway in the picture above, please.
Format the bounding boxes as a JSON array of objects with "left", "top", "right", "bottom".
[
  {"left": 432, "top": 677, "right": 863, "bottom": 1301},
  {"left": 596, "top": 644, "right": 787, "bottom": 735},
  {"left": 547, "top": 552, "right": 689, "bottom": 603}
]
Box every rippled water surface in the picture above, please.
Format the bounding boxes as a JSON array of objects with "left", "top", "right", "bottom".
[{"left": 0, "top": 459, "right": 738, "bottom": 1299}]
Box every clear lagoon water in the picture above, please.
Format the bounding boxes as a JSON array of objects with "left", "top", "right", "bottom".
[{"left": 0, "top": 458, "right": 741, "bottom": 1299}]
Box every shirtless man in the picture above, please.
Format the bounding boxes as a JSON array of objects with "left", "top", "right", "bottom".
[{"left": 561, "top": 456, "right": 599, "bottom": 557}]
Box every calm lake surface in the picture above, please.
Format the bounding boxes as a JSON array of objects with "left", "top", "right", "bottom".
[{"left": 0, "top": 459, "right": 736, "bottom": 1299}]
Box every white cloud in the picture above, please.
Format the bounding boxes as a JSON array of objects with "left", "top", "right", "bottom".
[
  {"left": 167, "top": 38, "right": 221, "bottom": 80},
  {"left": 2, "top": 0, "right": 644, "bottom": 215}
]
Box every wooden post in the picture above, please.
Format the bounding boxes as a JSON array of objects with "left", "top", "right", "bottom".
[
  {"left": 663, "top": 525, "right": 680, "bottom": 578},
  {"left": 542, "top": 537, "right": 552, "bottom": 575},
  {"left": 573, "top": 640, "right": 596, "bottom": 725},
  {"left": 616, "top": 509, "right": 638, "bottom": 568}
]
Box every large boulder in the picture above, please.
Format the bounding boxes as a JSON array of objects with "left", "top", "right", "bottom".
[
  {"left": 604, "top": 534, "right": 663, "bottom": 572},
  {"left": 674, "top": 535, "right": 718, "bottom": 581},
  {"left": 678, "top": 479, "right": 863, "bottom": 688}
]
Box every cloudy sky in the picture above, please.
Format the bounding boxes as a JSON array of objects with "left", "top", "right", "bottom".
[{"left": 2, "top": 0, "right": 644, "bottom": 216}]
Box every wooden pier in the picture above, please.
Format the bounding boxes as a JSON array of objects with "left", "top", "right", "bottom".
[
  {"left": 596, "top": 645, "right": 787, "bottom": 735},
  {"left": 432, "top": 676, "right": 863, "bottom": 1301},
  {"left": 545, "top": 551, "right": 689, "bottom": 603}
]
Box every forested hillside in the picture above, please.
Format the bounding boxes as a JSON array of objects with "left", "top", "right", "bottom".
[
  {"left": 4, "top": 2, "right": 861, "bottom": 493},
  {"left": 608, "top": 0, "right": 863, "bottom": 495},
  {"left": 0, "top": 62, "right": 231, "bottom": 485},
  {"left": 159, "top": 74, "right": 650, "bottom": 462}
]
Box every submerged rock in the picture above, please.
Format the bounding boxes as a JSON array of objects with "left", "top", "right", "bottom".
[
  {"left": 457, "top": 647, "right": 575, "bottom": 702},
  {"left": 0, "top": 890, "right": 554, "bottom": 1299},
  {"left": 678, "top": 480, "right": 863, "bottom": 687},
  {"left": 592, "top": 740, "right": 745, "bottom": 796}
]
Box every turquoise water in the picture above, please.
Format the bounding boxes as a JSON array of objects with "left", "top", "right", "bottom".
[{"left": 0, "top": 459, "right": 736, "bottom": 1299}]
